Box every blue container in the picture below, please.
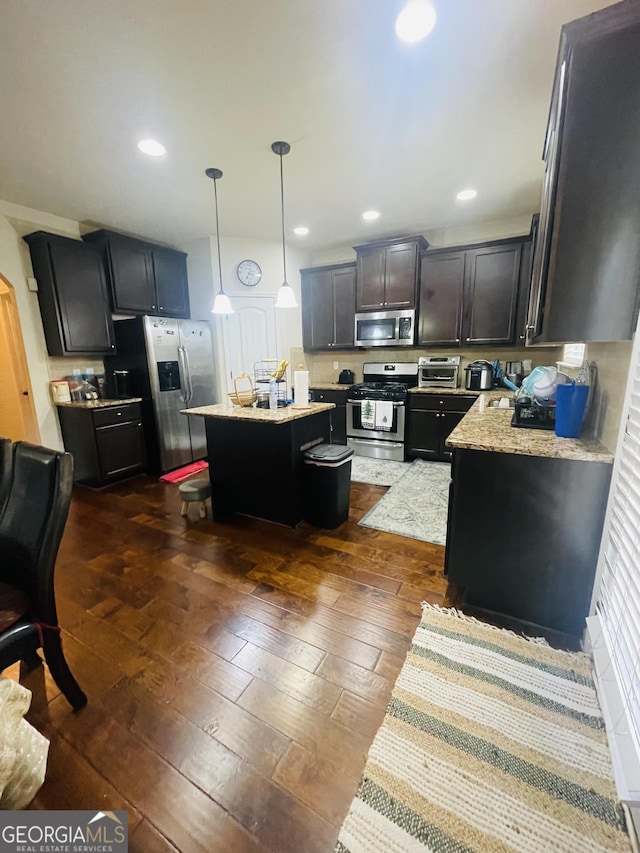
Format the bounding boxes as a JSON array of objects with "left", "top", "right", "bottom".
[{"left": 555, "top": 383, "right": 589, "bottom": 438}]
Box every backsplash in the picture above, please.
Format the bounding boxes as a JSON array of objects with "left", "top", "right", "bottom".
[
  {"left": 291, "top": 345, "right": 563, "bottom": 386},
  {"left": 583, "top": 340, "right": 633, "bottom": 452}
]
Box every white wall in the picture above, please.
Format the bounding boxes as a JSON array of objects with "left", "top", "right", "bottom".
[
  {"left": 309, "top": 214, "right": 535, "bottom": 266},
  {"left": 184, "top": 234, "right": 310, "bottom": 393},
  {"left": 0, "top": 200, "right": 90, "bottom": 449}
]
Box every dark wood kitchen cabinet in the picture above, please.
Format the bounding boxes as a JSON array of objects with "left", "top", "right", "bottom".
[
  {"left": 527, "top": 3, "right": 640, "bottom": 344},
  {"left": 310, "top": 388, "right": 348, "bottom": 444},
  {"left": 446, "top": 448, "right": 611, "bottom": 636},
  {"left": 418, "top": 237, "right": 527, "bottom": 347},
  {"left": 354, "top": 235, "right": 428, "bottom": 311},
  {"left": 23, "top": 231, "right": 115, "bottom": 356},
  {"left": 84, "top": 230, "right": 190, "bottom": 319},
  {"left": 407, "top": 393, "right": 476, "bottom": 461},
  {"left": 57, "top": 402, "right": 146, "bottom": 487},
  {"left": 301, "top": 263, "right": 356, "bottom": 350}
]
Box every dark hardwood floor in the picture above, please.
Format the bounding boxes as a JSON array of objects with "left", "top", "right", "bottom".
[{"left": 6, "top": 473, "right": 449, "bottom": 852}]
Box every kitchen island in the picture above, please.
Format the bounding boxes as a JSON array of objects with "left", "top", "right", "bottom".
[
  {"left": 444, "top": 396, "right": 613, "bottom": 637},
  {"left": 181, "top": 402, "right": 334, "bottom": 527}
]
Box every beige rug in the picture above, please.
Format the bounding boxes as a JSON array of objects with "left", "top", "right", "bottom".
[{"left": 336, "top": 604, "right": 631, "bottom": 853}]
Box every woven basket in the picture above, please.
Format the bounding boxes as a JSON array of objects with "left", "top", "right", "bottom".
[{"left": 228, "top": 373, "right": 257, "bottom": 407}]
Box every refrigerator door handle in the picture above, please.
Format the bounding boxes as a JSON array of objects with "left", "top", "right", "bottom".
[
  {"left": 183, "top": 346, "right": 194, "bottom": 404},
  {"left": 177, "top": 346, "right": 188, "bottom": 404}
]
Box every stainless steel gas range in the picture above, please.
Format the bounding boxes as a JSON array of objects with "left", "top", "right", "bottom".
[{"left": 346, "top": 362, "right": 418, "bottom": 461}]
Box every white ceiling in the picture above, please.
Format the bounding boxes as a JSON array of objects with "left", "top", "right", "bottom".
[{"left": 0, "top": 0, "right": 611, "bottom": 252}]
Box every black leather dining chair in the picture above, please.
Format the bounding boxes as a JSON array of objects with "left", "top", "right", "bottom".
[
  {"left": 0, "top": 441, "right": 87, "bottom": 710},
  {"left": 0, "top": 437, "right": 12, "bottom": 516}
]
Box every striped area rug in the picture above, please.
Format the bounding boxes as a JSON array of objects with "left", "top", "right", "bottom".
[{"left": 336, "top": 604, "right": 631, "bottom": 853}]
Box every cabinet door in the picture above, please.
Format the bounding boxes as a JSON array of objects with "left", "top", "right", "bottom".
[
  {"left": 95, "top": 420, "right": 146, "bottom": 481},
  {"left": 332, "top": 266, "right": 356, "bottom": 347},
  {"left": 439, "top": 411, "right": 464, "bottom": 459},
  {"left": 384, "top": 242, "right": 418, "bottom": 308},
  {"left": 418, "top": 252, "right": 464, "bottom": 345},
  {"left": 301, "top": 269, "right": 334, "bottom": 348},
  {"left": 108, "top": 235, "right": 156, "bottom": 313},
  {"left": 45, "top": 238, "right": 115, "bottom": 355},
  {"left": 330, "top": 405, "right": 347, "bottom": 445},
  {"left": 356, "top": 247, "right": 385, "bottom": 310},
  {"left": 463, "top": 244, "right": 522, "bottom": 345},
  {"left": 406, "top": 409, "right": 441, "bottom": 458},
  {"left": 153, "top": 248, "right": 190, "bottom": 318}
]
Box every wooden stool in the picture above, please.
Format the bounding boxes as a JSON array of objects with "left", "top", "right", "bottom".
[{"left": 178, "top": 478, "right": 211, "bottom": 519}]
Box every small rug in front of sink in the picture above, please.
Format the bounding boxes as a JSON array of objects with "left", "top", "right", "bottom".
[
  {"left": 358, "top": 459, "right": 450, "bottom": 544},
  {"left": 350, "top": 455, "right": 411, "bottom": 487}
]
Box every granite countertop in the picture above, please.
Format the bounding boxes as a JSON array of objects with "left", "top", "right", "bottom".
[
  {"left": 56, "top": 397, "right": 142, "bottom": 409},
  {"left": 181, "top": 402, "right": 335, "bottom": 424},
  {"left": 410, "top": 387, "right": 481, "bottom": 396},
  {"left": 309, "top": 382, "right": 354, "bottom": 390},
  {"left": 446, "top": 394, "right": 614, "bottom": 463}
]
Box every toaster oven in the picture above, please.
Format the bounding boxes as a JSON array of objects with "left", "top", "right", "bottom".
[{"left": 418, "top": 356, "right": 460, "bottom": 389}]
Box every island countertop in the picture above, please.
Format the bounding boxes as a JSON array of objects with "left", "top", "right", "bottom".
[
  {"left": 446, "top": 394, "right": 614, "bottom": 463},
  {"left": 181, "top": 402, "right": 335, "bottom": 424}
]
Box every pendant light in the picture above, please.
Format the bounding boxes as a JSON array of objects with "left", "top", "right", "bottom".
[
  {"left": 272, "top": 141, "right": 298, "bottom": 309},
  {"left": 205, "top": 167, "right": 233, "bottom": 315}
]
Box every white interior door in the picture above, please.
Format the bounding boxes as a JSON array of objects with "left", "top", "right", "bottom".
[{"left": 221, "top": 296, "right": 279, "bottom": 394}]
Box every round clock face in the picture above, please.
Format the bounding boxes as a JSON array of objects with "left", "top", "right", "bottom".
[{"left": 237, "top": 259, "right": 262, "bottom": 287}]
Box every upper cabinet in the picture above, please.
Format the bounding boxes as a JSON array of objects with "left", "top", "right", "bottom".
[
  {"left": 24, "top": 231, "right": 115, "bottom": 356},
  {"left": 354, "top": 236, "right": 428, "bottom": 311},
  {"left": 418, "top": 238, "right": 528, "bottom": 347},
  {"left": 527, "top": 3, "right": 640, "bottom": 344},
  {"left": 301, "top": 263, "right": 356, "bottom": 350},
  {"left": 83, "top": 230, "right": 190, "bottom": 319}
]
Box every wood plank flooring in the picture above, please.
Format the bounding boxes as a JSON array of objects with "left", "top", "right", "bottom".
[
  {"left": 4, "top": 474, "right": 446, "bottom": 852},
  {"left": 7, "top": 471, "right": 576, "bottom": 850}
]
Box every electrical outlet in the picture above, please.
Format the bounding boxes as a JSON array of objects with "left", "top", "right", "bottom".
[{"left": 333, "top": 361, "right": 339, "bottom": 369}]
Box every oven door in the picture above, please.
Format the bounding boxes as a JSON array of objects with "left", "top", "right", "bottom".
[{"left": 346, "top": 400, "right": 405, "bottom": 442}]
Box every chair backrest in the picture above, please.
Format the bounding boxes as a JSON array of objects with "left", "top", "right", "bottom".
[
  {"left": 0, "top": 438, "right": 12, "bottom": 516},
  {"left": 0, "top": 442, "right": 73, "bottom": 626}
]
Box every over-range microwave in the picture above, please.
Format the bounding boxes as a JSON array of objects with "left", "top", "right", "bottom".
[{"left": 354, "top": 309, "right": 415, "bottom": 347}]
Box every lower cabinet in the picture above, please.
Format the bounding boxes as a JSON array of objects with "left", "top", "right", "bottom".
[
  {"left": 407, "top": 394, "right": 476, "bottom": 461},
  {"left": 309, "top": 388, "right": 348, "bottom": 444},
  {"left": 57, "top": 402, "right": 147, "bottom": 487},
  {"left": 445, "top": 448, "right": 612, "bottom": 636}
]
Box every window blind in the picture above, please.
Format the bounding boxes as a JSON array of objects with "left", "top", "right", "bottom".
[{"left": 590, "top": 331, "right": 640, "bottom": 802}]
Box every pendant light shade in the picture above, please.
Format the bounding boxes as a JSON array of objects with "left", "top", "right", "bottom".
[
  {"left": 272, "top": 141, "right": 298, "bottom": 309},
  {"left": 206, "top": 167, "right": 234, "bottom": 315}
]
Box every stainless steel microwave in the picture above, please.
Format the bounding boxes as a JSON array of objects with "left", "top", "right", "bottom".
[{"left": 354, "top": 309, "right": 415, "bottom": 347}]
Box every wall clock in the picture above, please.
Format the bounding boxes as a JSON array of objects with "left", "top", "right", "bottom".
[{"left": 236, "top": 259, "right": 262, "bottom": 287}]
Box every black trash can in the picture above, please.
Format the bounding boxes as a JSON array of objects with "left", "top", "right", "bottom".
[{"left": 303, "top": 444, "right": 354, "bottom": 529}]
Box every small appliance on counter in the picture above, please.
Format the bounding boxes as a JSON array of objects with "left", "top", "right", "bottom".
[
  {"left": 504, "top": 361, "right": 524, "bottom": 387},
  {"left": 511, "top": 396, "right": 556, "bottom": 430},
  {"left": 418, "top": 356, "right": 460, "bottom": 389},
  {"left": 465, "top": 360, "right": 493, "bottom": 391},
  {"left": 338, "top": 369, "right": 355, "bottom": 385}
]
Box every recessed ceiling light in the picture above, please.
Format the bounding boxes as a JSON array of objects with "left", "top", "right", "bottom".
[
  {"left": 395, "top": 1, "right": 437, "bottom": 44},
  {"left": 293, "top": 226, "right": 309, "bottom": 236},
  {"left": 137, "top": 139, "right": 166, "bottom": 157},
  {"left": 362, "top": 210, "right": 381, "bottom": 221},
  {"left": 456, "top": 189, "right": 477, "bottom": 201}
]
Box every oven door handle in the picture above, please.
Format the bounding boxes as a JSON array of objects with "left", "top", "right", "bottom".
[{"left": 347, "top": 400, "right": 405, "bottom": 407}]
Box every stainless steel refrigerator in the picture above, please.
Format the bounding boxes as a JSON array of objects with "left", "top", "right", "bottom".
[{"left": 106, "top": 315, "right": 216, "bottom": 474}]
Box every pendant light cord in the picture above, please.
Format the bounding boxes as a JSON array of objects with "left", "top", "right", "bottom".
[
  {"left": 213, "top": 176, "right": 225, "bottom": 295},
  {"left": 279, "top": 152, "right": 287, "bottom": 285}
]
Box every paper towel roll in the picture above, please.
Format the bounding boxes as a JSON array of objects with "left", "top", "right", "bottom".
[{"left": 293, "top": 368, "right": 310, "bottom": 408}]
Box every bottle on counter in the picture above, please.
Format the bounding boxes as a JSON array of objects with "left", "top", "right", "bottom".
[{"left": 269, "top": 379, "right": 278, "bottom": 410}]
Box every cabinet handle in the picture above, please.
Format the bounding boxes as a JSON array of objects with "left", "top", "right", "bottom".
[
  {"left": 152, "top": 305, "right": 156, "bottom": 310},
  {"left": 116, "top": 412, "right": 122, "bottom": 417},
  {"left": 456, "top": 338, "right": 460, "bottom": 343},
  {"left": 159, "top": 306, "right": 164, "bottom": 310},
  {"left": 466, "top": 337, "right": 470, "bottom": 342},
  {"left": 519, "top": 334, "right": 525, "bottom": 340},
  {"left": 439, "top": 400, "right": 444, "bottom": 405},
  {"left": 137, "top": 423, "right": 142, "bottom": 427},
  {"left": 111, "top": 345, "right": 115, "bottom": 349}
]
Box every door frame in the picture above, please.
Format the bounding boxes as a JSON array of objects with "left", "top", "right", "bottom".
[{"left": 0, "top": 274, "right": 40, "bottom": 443}]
